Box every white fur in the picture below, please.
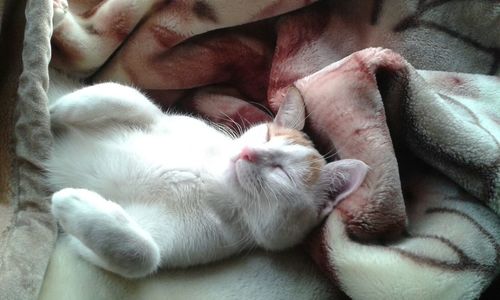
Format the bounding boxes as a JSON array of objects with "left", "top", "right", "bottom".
[{"left": 46, "top": 82, "right": 368, "bottom": 278}]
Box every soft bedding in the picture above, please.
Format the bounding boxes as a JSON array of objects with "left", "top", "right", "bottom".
[{"left": 1, "top": 0, "right": 499, "bottom": 299}]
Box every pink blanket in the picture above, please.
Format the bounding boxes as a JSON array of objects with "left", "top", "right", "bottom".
[{"left": 51, "top": 0, "right": 500, "bottom": 298}]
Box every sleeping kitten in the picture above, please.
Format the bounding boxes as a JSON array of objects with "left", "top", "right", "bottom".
[{"left": 46, "top": 82, "right": 368, "bottom": 278}]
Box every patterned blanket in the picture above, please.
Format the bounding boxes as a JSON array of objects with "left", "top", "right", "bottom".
[{"left": 50, "top": 0, "right": 499, "bottom": 298}]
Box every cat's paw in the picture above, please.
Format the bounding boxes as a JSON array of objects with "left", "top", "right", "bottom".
[
  {"left": 51, "top": 188, "right": 129, "bottom": 237},
  {"left": 52, "top": 188, "right": 161, "bottom": 278},
  {"left": 53, "top": 0, "right": 69, "bottom": 27}
]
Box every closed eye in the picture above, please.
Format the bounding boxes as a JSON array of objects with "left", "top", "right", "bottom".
[{"left": 272, "top": 164, "right": 293, "bottom": 181}]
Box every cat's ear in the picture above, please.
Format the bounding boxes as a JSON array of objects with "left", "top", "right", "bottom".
[
  {"left": 274, "top": 86, "right": 306, "bottom": 130},
  {"left": 321, "top": 159, "right": 369, "bottom": 206}
]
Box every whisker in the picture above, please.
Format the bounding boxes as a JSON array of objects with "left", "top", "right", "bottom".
[
  {"left": 218, "top": 111, "right": 244, "bottom": 137},
  {"left": 237, "top": 111, "right": 254, "bottom": 130},
  {"left": 246, "top": 101, "right": 274, "bottom": 118},
  {"left": 303, "top": 110, "right": 313, "bottom": 123}
]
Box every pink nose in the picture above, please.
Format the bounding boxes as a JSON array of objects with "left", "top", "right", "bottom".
[{"left": 240, "top": 147, "right": 257, "bottom": 163}]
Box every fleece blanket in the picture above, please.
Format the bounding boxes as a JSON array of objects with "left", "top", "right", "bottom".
[
  {"left": 44, "top": 0, "right": 500, "bottom": 299},
  {"left": 0, "top": 0, "right": 59, "bottom": 299}
]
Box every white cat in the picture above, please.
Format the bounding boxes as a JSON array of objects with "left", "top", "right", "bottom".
[{"left": 46, "top": 82, "right": 368, "bottom": 278}]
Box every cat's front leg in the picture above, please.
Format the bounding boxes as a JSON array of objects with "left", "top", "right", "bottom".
[
  {"left": 50, "top": 83, "right": 163, "bottom": 129},
  {"left": 51, "top": 188, "right": 161, "bottom": 278}
]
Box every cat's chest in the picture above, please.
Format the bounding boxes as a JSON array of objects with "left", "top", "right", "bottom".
[
  {"left": 121, "top": 131, "right": 231, "bottom": 169},
  {"left": 148, "top": 117, "right": 233, "bottom": 159}
]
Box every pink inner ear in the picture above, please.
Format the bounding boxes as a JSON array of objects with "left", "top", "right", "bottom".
[
  {"left": 274, "top": 86, "right": 305, "bottom": 130},
  {"left": 327, "top": 159, "right": 369, "bottom": 205}
]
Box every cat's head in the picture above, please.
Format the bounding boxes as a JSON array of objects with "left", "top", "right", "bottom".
[{"left": 230, "top": 87, "right": 368, "bottom": 250}]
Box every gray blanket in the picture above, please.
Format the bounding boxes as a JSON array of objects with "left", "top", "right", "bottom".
[{"left": 0, "top": 0, "right": 56, "bottom": 299}]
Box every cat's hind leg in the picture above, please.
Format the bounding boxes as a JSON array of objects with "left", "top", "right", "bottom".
[
  {"left": 50, "top": 83, "right": 163, "bottom": 129},
  {"left": 51, "top": 188, "right": 161, "bottom": 278}
]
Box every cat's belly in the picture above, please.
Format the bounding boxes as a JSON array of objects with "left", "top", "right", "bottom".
[{"left": 47, "top": 126, "right": 234, "bottom": 206}]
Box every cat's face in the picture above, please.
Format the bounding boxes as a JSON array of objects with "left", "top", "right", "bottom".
[
  {"left": 227, "top": 121, "right": 328, "bottom": 250},
  {"left": 231, "top": 122, "right": 325, "bottom": 206}
]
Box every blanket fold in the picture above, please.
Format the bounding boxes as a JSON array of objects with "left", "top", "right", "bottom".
[
  {"left": 300, "top": 48, "right": 500, "bottom": 299},
  {"left": 0, "top": 0, "right": 58, "bottom": 299}
]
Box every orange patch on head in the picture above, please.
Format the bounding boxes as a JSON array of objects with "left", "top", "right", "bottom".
[
  {"left": 303, "top": 154, "right": 324, "bottom": 186},
  {"left": 268, "top": 123, "right": 324, "bottom": 186},
  {"left": 267, "top": 123, "right": 313, "bottom": 147}
]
